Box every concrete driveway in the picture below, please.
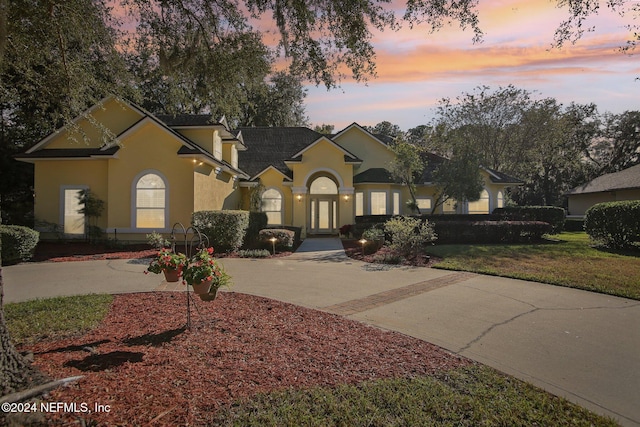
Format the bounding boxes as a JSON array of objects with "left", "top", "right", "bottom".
[{"left": 3, "top": 238, "right": 640, "bottom": 426}]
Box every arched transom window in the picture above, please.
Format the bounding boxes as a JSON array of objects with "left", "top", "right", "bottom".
[
  {"left": 309, "top": 176, "right": 338, "bottom": 194},
  {"left": 468, "top": 189, "right": 490, "bottom": 214},
  {"left": 135, "top": 172, "right": 166, "bottom": 228},
  {"left": 262, "top": 188, "right": 283, "bottom": 225}
]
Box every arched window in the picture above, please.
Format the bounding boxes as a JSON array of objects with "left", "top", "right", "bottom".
[
  {"left": 262, "top": 188, "right": 283, "bottom": 225},
  {"left": 468, "top": 189, "right": 490, "bottom": 214},
  {"left": 497, "top": 191, "right": 504, "bottom": 209},
  {"left": 135, "top": 172, "right": 167, "bottom": 228},
  {"left": 310, "top": 176, "right": 338, "bottom": 194}
]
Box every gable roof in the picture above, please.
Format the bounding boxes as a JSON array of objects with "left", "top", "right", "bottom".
[
  {"left": 18, "top": 97, "right": 249, "bottom": 178},
  {"left": 156, "top": 114, "right": 216, "bottom": 127},
  {"left": 290, "top": 135, "right": 361, "bottom": 162},
  {"left": 331, "top": 122, "right": 391, "bottom": 149},
  {"left": 236, "top": 127, "right": 325, "bottom": 178},
  {"left": 565, "top": 164, "right": 640, "bottom": 195}
]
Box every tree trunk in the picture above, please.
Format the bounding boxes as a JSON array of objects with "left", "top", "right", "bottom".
[{"left": 0, "top": 195, "right": 48, "bottom": 397}]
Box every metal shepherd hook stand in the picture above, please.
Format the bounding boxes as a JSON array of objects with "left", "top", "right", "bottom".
[{"left": 170, "top": 222, "right": 209, "bottom": 329}]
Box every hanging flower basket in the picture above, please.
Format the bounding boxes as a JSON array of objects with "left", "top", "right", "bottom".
[
  {"left": 191, "top": 280, "right": 212, "bottom": 295},
  {"left": 163, "top": 269, "right": 181, "bottom": 283},
  {"left": 198, "top": 287, "right": 218, "bottom": 301},
  {"left": 182, "top": 247, "right": 231, "bottom": 302},
  {"left": 145, "top": 249, "right": 187, "bottom": 280}
]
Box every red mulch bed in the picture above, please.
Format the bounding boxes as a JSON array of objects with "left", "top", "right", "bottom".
[
  {"left": 22, "top": 292, "right": 470, "bottom": 426},
  {"left": 341, "top": 239, "right": 442, "bottom": 267},
  {"left": 30, "top": 242, "right": 292, "bottom": 263}
]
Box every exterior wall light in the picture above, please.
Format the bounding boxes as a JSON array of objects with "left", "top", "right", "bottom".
[{"left": 296, "top": 194, "right": 302, "bottom": 202}]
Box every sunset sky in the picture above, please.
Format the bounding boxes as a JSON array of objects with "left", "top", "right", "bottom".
[{"left": 301, "top": 0, "right": 639, "bottom": 131}]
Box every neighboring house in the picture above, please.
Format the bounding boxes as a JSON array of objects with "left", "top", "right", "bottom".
[
  {"left": 565, "top": 164, "right": 640, "bottom": 217},
  {"left": 17, "top": 97, "right": 521, "bottom": 241}
]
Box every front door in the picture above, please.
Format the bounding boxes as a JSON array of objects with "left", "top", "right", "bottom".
[{"left": 310, "top": 197, "right": 337, "bottom": 234}]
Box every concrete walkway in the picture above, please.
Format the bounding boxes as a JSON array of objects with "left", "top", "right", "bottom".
[{"left": 3, "top": 238, "right": 640, "bottom": 426}]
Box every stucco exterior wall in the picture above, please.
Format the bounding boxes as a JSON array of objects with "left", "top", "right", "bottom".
[
  {"left": 177, "top": 129, "right": 214, "bottom": 154},
  {"left": 568, "top": 189, "right": 640, "bottom": 216},
  {"left": 46, "top": 98, "right": 142, "bottom": 149},
  {"left": 34, "top": 160, "right": 109, "bottom": 230},
  {"left": 106, "top": 122, "right": 195, "bottom": 233},
  {"left": 333, "top": 126, "right": 394, "bottom": 173},
  {"left": 193, "top": 166, "right": 241, "bottom": 212}
]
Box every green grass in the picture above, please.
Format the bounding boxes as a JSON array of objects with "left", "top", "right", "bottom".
[
  {"left": 4, "top": 294, "right": 113, "bottom": 345},
  {"left": 428, "top": 232, "right": 640, "bottom": 300},
  {"left": 212, "top": 365, "right": 617, "bottom": 426},
  {"left": 4, "top": 294, "right": 618, "bottom": 425}
]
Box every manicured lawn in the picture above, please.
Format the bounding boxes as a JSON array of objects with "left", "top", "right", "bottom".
[
  {"left": 213, "top": 365, "right": 616, "bottom": 426},
  {"left": 428, "top": 232, "right": 640, "bottom": 300},
  {"left": 4, "top": 294, "right": 113, "bottom": 345}
]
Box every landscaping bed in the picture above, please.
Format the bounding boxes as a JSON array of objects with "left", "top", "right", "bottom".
[
  {"left": 20, "top": 292, "right": 470, "bottom": 425},
  {"left": 30, "top": 241, "right": 292, "bottom": 263},
  {"left": 341, "top": 239, "right": 441, "bottom": 267}
]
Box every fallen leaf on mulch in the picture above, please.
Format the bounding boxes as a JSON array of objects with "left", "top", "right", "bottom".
[{"left": 24, "top": 292, "right": 470, "bottom": 426}]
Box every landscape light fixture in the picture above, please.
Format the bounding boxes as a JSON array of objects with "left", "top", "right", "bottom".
[
  {"left": 359, "top": 238, "right": 367, "bottom": 256},
  {"left": 269, "top": 237, "right": 277, "bottom": 255}
]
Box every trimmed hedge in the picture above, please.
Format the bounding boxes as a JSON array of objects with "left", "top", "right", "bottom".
[
  {"left": 564, "top": 219, "right": 585, "bottom": 232},
  {"left": 434, "top": 221, "right": 551, "bottom": 244},
  {"left": 493, "top": 206, "right": 566, "bottom": 234},
  {"left": 243, "top": 212, "right": 268, "bottom": 249},
  {"left": 584, "top": 201, "right": 640, "bottom": 248},
  {"left": 0, "top": 225, "right": 39, "bottom": 264},
  {"left": 192, "top": 210, "right": 250, "bottom": 252},
  {"left": 258, "top": 228, "right": 295, "bottom": 250}
]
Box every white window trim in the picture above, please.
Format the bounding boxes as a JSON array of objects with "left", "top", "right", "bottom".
[
  {"left": 355, "top": 191, "right": 364, "bottom": 216},
  {"left": 131, "top": 170, "right": 170, "bottom": 231},
  {"left": 369, "top": 190, "right": 388, "bottom": 215},
  {"left": 392, "top": 191, "right": 401, "bottom": 215},
  {"left": 467, "top": 188, "right": 490, "bottom": 215},
  {"left": 59, "top": 185, "right": 88, "bottom": 237},
  {"left": 415, "top": 197, "right": 433, "bottom": 213},
  {"left": 262, "top": 186, "right": 284, "bottom": 225}
]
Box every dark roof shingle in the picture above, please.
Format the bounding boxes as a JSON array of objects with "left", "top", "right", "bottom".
[
  {"left": 237, "top": 127, "right": 324, "bottom": 178},
  {"left": 566, "top": 164, "right": 640, "bottom": 195}
]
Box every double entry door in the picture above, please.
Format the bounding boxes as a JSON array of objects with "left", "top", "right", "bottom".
[{"left": 309, "top": 197, "right": 337, "bottom": 234}]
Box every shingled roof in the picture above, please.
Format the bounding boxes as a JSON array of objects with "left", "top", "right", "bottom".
[
  {"left": 237, "top": 127, "right": 325, "bottom": 179},
  {"left": 565, "top": 164, "right": 640, "bottom": 195},
  {"left": 156, "top": 114, "right": 216, "bottom": 127}
]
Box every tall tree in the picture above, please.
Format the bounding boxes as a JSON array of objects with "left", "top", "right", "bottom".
[
  {"left": 583, "top": 111, "right": 640, "bottom": 176},
  {"left": 429, "top": 85, "right": 532, "bottom": 172},
  {"left": 239, "top": 71, "right": 310, "bottom": 127},
  {"left": 388, "top": 138, "right": 424, "bottom": 214},
  {"left": 365, "top": 121, "right": 403, "bottom": 138},
  {"left": 430, "top": 139, "right": 484, "bottom": 214}
]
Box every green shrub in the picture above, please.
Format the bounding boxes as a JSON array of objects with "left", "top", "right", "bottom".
[
  {"left": 434, "top": 221, "right": 551, "bottom": 244},
  {"left": 236, "top": 249, "right": 271, "bottom": 258},
  {"left": 0, "top": 225, "right": 39, "bottom": 264},
  {"left": 243, "top": 212, "right": 268, "bottom": 249},
  {"left": 584, "top": 201, "right": 640, "bottom": 248},
  {"left": 371, "top": 252, "right": 405, "bottom": 264},
  {"left": 493, "top": 206, "right": 566, "bottom": 234},
  {"left": 258, "top": 228, "right": 295, "bottom": 250},
  {"left": 192, "top": 210, "right": 250, "bottom": 252},
  {"left": 146, "top": 231, "right": 170, "bottom": 249},
  {"left": 383, "top": 216, "right": 437, "bottom": 258},
  {"left": 564, "top": 219, "right": 585, "bottom": 232},
  {"left": 361, "top": 225, "right": 385, "bottom": 254}
]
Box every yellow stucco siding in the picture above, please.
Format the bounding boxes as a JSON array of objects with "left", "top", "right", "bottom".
[
  {"left": 291, "top": 141, "right": 354, "bottom": 188},
  {"left": 177, "top": 129, "right": 214, "bottom": 154},
  {"left": 568, "top": 189, "right": 640, "bottom": 216},
  {"left": 106, "top": 122, "right": 195, "bottom": 231},
  {"left": 33, "top": 160, "right": 109, "bottom": 228},
  {"left": 193, "top": 166, "right": 241, "bottom": 212},
  {"left": 333, "top": 126, "right": 394, "bottom": 172},
  {"left": 46, "top": 98, "right": 143, "bottom": 149}
]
